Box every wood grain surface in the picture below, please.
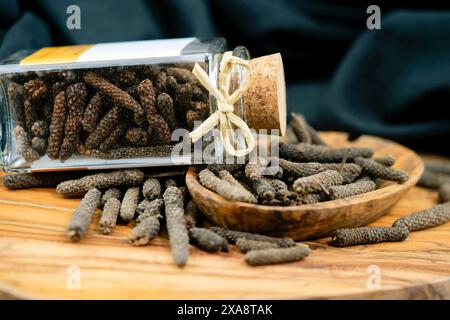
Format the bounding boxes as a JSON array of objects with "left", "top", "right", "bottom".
[
  {"left": 0, "top": 133, "right": 449, "bottom": 300},
  {"left": 187, "top": 133, "right": 423, "bottom": 240}
]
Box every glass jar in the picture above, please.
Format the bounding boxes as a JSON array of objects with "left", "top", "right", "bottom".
[{"left": 0, "top": 38, "right": 284, "bottom": 172}]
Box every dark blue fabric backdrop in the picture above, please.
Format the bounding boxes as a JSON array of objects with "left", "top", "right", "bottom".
[{"left": 1, "top": 0, "right": 450, "bottom": 154}]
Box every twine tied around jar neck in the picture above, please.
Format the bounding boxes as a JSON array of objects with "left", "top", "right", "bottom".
[{"left": 189, "top": 51, "right": 255, "bottom": 157}]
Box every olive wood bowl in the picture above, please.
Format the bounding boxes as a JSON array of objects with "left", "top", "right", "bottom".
[{"left": 186, "top": 132, "right": 424, "bottom": 241}]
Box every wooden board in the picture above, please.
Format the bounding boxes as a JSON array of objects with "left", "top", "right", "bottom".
[{"left": 1, "top": 137, "right": 450, "bottom": 299}]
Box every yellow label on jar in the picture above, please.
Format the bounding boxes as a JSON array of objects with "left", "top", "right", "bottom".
[{"left": 20, "top": 44, "right": 94, "bottom": 65}]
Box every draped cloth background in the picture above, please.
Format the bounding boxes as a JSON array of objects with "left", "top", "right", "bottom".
[{"left": 1, "top": 0, "right": 449, "bottom": 154}]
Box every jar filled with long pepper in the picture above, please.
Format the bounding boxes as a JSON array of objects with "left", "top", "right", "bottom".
[{"left": 0, "top": 38, "right": 286, "bottom": 172}]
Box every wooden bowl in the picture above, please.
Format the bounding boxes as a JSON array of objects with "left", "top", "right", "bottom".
[{"left": 186, "top": 132, "right": 424, "bottom": 241}]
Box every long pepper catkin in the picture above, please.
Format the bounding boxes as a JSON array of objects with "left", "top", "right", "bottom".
[
  {"left": 186, "top": 110, "right": 203, "bottom": 129},
  {"left": 198, "top": 169, "right": 257, "bottom": 203},
  {"left": 124, "top": 128, "right": 150, "bottom": 147},
  {"left": 300, "top": 193, "right": 324, "bottom": 204},
  {"left": 163, "top": 186, "right": 189, "bottom": 267},
  {"left": 417, "top": 168, "right": 450, "bottom": 189},
  {"left": 2, "top": 171, "right": 84, "bottom": 190},
  {"left": 137, "top": 79, "right": 171, "bottom": 145},
  {"left": 157, "top": 92, "right": 178, "bottom": 131},
  {"left": 85, "top": 105, "right": 121, "bottom": 149},
  {"left": 142, "top": 178, "right": 161, "bottom": 200},
  {"left": 120, "top": 187, "right": 140, "bottom": 222},
  {"left": 331, "top": 202, "right": 450, "bottom": 247},
  {"left": 218, "top": 169, "right": 242, "bottom": 186},
  {"left": 154, "top": 71, "right": 167, "bottom": 93},
  {"left": 90, "top": 145, "right": 173, "bottom": 159},
  {"left": 59, "top": 83, "right": 87, "bottom": 160},
  {"left": 328, "top": 177, "right": 376, "bottom": 200},
  {"left": 51, "top": 81, "right": 67, "bottom": 97},
  {"left": 14, "top": 126, "right": 40, "bottom": 162},
  {"left": 207, "top": 163, "right": 246, "bottom": 175},
  {"left": 66, "top": 188, "right": 101, "bottom": 242},
  {"left": 244, "top": 246, "right": 311, "bottom": 266},
  {"left": 46, "top": 91, "right": 67, "bottom": 159},
  {"left": 129, "top": 214, "right": 161, "bottom": 246},
  {"left": 31, "top": 137, "right": 47, "bottom": 154},
  {"left": 392, "top": 202, "right": 450, "bottom": 232},
  {"left": 31, "top": 120, "right": 49, "bottom": 138},
  {"left": 82, "top": 92, "right": 104, "bottom": 133},
  {"left": 245, "top": 158, "right": 268, "bottom": 181},
  {"left": 425, "top": 160, "right": 450, "bottom": 175},
  {"left": 135, "top": 198, "right": 164, "bottom": 223},
  {"left": 236, "top": 238, "right": 280, "bottom": 253},
  {"left": 355, "top": 157, "right": 409, "bottom": 183},
  {"left": 293, "top": 170, "right": 343, "bottom": 195},
  {"left": 100, "top": 188, "right": 122, "bottom": 207},
  {"left": 253, "top": 178, "right": 276, "bottom": 201},
  {"left": 23, "top": 99, "right": 36, "bottom": 132},
  {"left": 374, "top": 156, "right": 396, "bottom": 167},
  {"left": 320, "top": 163, "right": 362, "bottom": 184},
  {"left": 330, "top": 225, "right": 410, "bottom": 247},
  {"left": 83, "top": 71, "right": 145, "bottom": 125},
  {"left": 98, "top": 122, "right": 127, "bottom": 151},
  {"left": 184, "top": 200, "right": 199, "bottom": 229},
  {"left": 307, "top": 124, "right": 327, "bottom": 145},
  {"left": 290, "top": 112, "right": 311, "bottom": 144},
  {"left": 166, "top": 67, "right": 198, "bottom": 84},
  {"left": 7, "top": 82, "right": 26, "bottom": 128},
  {"left": 98, "top": 198, "right": 121, "bottom": 234},
  {"left": 110, "top": 68, "right": 139, "bottom": 87},
  {"left": 136, "top": 198, "right": 151, "bottom": 216},
  {"left": 129, "top": 199, "right": 163, "bottom": 245},
  {"left": 278, "top": 159, "right": 324, "bottom": 178},
  {"left": 24, "top": 78, "right": 48, "bottom": 103},
  {"left": 173, "top": 83, "right": 193, "bottom": 115},
  {"left": 56, "top": 169, "right": 144, "bottom": 197},
  {"left": 218, "top": 170, "right": 258, "bottom": 203},
  {"left": 189, "top": 228, "right": 229, "bottom": 253},
  {"left": 165, "top": 75, "right": 178, "bottom": 95},
  {"left": 279, "top": 142, "right": 373, "bottom": 163},
  {"left": 439, "top": 184, "right": 450, "bottom": 203},
  {"left": 209, "top": 226, "right": 296, "bottom": 248}
]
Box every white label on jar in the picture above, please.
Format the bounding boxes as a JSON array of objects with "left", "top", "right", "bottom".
[{"left": 20, "top": 37, "right": 197, "bottom": 65}]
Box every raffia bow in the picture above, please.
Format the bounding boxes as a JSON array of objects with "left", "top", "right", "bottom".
[{"left": 189, "top": 51, "right": 255, "bottom": 157}]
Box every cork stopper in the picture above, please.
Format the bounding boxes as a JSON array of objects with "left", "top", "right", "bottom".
[{"left": 243, "top": 53, "right": 286, "bottom": 136}]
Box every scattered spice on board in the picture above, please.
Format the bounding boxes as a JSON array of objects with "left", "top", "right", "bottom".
[{"left": 4, "top": 107, "right": 450, "bottom": 271}]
